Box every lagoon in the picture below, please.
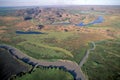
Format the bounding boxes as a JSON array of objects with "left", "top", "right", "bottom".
[
  {"left": 16, "top": 31, "right": 44, "bottom": 34},
  {"left": 76, "top": 16, "right": 104, "bottom": 26}
]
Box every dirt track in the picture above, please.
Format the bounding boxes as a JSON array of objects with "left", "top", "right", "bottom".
[{"left": 79, "top": 42, "right": 96, "bottom": 67}]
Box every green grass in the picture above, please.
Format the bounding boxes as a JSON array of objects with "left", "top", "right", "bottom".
[
  {"left": 17, "top": 41, "right": 73, "bottom": 59},
  {"left": 15, "top": 30, "right": 103, "bottom": 63},
  {"left": 82, "top": 39, "right": 120, "bottom": 80},
  {"left": 16, "top": 31, "right": 75, "bottom": 41},
  {"left": 27, "top": 41, "right": 73, "bottom": 57},
  {"left": 15, "top": 31, "right": 93, "bottom": 63},
  {"left": 14, "top": 67, "right": 74, "bottom": 80}
]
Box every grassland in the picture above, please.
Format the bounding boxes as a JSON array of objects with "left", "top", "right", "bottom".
[
  {"left": 14, "top": 31, "right": 87, "bottom": 62},
  {"left": 82, "top": 39, "right": 120, "bottom": 80},
  {"left": 17, "top": 41, "right": 73, "bottom": 59},
  {"left": 14, "top": 30, "right": 109, "bottom": 63},
  {"left": 0, "top": 16, "right": 118, "bottom": 63},
  {"left": 0, "top": 6, "right": 120, "bottom": 80},
  {"left": 14, "top": 67, "right": 74, "bottom": 80}
]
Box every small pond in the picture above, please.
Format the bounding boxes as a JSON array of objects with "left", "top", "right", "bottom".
[{"left": 16, "top": 31, "right": 44, "bottom": 34}]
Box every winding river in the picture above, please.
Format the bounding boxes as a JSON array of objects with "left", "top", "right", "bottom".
[
  {"left": 0, "top": 44, "right": 86, "bottom": 80},
  {"left": 76, "top": 16, "right": 104, "bottom": 26},
  {"left": 0, "top": 42, "right": 96, "bottom": 80}
]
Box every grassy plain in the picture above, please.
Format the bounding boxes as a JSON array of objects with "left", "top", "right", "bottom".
[
  {"left": 15, "top": 67, "right": 74, "bottom": 80},
  {"left": 82, "top": 39, "right": 120, "bottom": 80}
]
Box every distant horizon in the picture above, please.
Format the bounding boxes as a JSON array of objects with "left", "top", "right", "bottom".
[
  {"left": 0, "top": 0, "right": 120, "bottom": 7},
  {"left": 0, "top": 4, "right": 120, "bottom": 8}
]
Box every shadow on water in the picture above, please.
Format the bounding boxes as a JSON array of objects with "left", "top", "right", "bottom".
[{"left": 0, "top": 48, "right": 30, "bottom": 80}]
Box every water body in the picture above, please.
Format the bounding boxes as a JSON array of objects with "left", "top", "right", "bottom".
[
  {"left": 76, "top": 16, "right": 104, "bottom": 26},
  {"left": 16, "top": 31, "right": 44, "bottom": 34},
  {"left": 0, "top": 48, "right": 30, "bottom": 80}
]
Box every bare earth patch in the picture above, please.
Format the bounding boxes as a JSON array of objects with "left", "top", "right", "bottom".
[{"left": 0, "top": 16, "right": 19, "bottom": 22}]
